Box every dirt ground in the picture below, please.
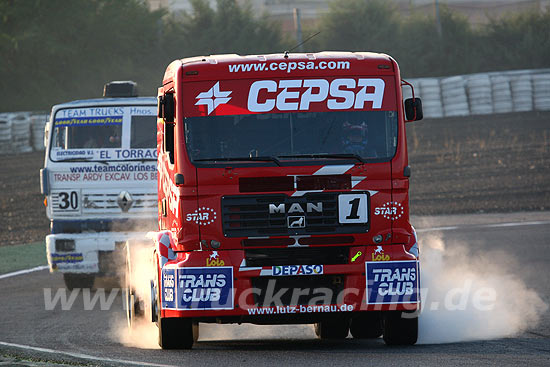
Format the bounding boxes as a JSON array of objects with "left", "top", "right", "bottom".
[
  {"left": 0, "top": 111, "right": 549, "bottom": 246},
  {"left": 407, "top": 111, "right": 550, "bottom": 214}
]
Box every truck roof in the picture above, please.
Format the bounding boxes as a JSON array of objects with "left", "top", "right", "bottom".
[
  {"left": 51, "top": 96, "right": 157, "bottom": 111},
  {"left": 163, "top": 51, "right": 396, "bottom": 84},
  {"left": 179, "top": 51, "right": 392, "bottom": 65}
]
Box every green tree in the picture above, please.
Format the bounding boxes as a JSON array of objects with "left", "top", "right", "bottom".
[
  {"left": 318, "top": 0, "right": 401, "bottom": 53},
  {"left": 399, "top": 6, "right": 482, "bottom": 77},
  {"left": 0, "top": 0, "right": 165, "bottom": 111},
  {"left": 482, "top": 10, "right": 550, "bottom": 71},
  {"left": 163, "top": 0, "right": 285, "bottom": 59}
]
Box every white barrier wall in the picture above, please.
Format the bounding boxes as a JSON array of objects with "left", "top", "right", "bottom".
[{"left": 0, "top": 68, "right": 549, "bottom": 154}]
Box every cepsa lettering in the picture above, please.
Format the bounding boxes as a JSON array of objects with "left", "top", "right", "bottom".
[{"left": 247, "top": 78, "right": 385, "bottom": 113}]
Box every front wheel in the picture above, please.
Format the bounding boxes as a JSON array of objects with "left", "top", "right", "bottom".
[
  {"left": 350, "top": 312, "right": 383, "bottom": 339},
  {"left": 382, "top": 311, "right": 418, "bottom": 345},
  {"left": 153, "top": 252, "right": 198, "bottom": 349},
  {"left": 63, "top": 273, "right": 95, "bottom": 290},
  {"left": 314, "top": 318, "right": 350, "bottom": 339},
  {"left": 158, "top": 317, "right": 196, "bottom": 349}
]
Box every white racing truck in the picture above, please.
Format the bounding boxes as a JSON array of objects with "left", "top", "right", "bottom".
[{"left": 40, "top": 81, "right": 158, "bottom": 289}]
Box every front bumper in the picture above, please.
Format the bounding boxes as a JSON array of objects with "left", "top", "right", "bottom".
[
  {"left": 46, "top": 232, "right": 149, "bottom": 274},
  {"left": 160, "top": 244, "right": 420, "bottom": 322}
]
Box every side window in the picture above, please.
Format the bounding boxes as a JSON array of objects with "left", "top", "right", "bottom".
[
  {"left": 160, "top": 92, "right": 175, "bottom": 164},
  {"left": 130, "top": 115, "right": 156, "bottom": 148},
  {"left": 164, "top": 122, "right": 174, "bottom": 164}
]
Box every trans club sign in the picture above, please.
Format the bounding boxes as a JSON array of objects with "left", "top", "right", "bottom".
[
  {"left": 162, "top": 267, "right": 234, "bottom": 310},
  {"left": 185, "top": 77, "right": 396, "bottom": 117},
  {"left": 365, "top": 260, "right": 420, "bottom": 304}
]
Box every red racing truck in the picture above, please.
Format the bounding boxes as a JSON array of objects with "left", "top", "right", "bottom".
[{"left": 126, "top": 52, "right": 423, "bottom": 349}]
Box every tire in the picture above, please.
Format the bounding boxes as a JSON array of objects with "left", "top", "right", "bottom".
[
  {"left": 314, "top": 318, "right": 350, "bottom": 339},
  {"left": 192, "top": 322, "right": 200, "bottom": 343},
  {"left": 158, "top": 317, "right": 195, "bottom": 349},
  {"left": 153, "top": 252, "right": 196, "bottom": 349},
  {"left": 63, "top": 273, "right": 95, "bottom": 290},
  {"left": 350, "top": 312, "right": 383, "bottom": 339},
  {"left": 124, "top": 242, "right": 144, "bottom": 328},
  {"left": 382, "top": 311, "right": 418, "bottom": 346}
]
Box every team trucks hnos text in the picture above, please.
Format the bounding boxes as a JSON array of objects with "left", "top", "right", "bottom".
[{"left": 125, "top": 52, "right": 424, "bottom": 348}]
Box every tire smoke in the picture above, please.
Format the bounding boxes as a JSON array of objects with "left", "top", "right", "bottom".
[
  {"left": 110, "top": 240, "right": 160, "bottom": 349},
  {"left": 111, "top": 233, "right": 548, "bottom": 348},
  {"left": 417, "top": 234, "right": 548, "bottom": 344}
]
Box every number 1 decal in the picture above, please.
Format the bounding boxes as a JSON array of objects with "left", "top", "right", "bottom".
[
  {"left": 338, "top": 194, "right": 368, "bottom": 224},
  {"left": 346, "top": 197, "right": 361, "bottom": 220}
]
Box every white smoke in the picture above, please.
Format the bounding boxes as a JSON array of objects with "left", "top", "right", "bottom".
[
  {"left": 417, "top": 234, "right": 548, "bottom": 344},
  {"left": 111, "top": 316, "right": 160, "bottom": 349},
  {"left": 110, "top": 240, "right": 160, "bottom": 349},
  {"left": 110, "top": 233, "right": 548, "bottom": 347}
]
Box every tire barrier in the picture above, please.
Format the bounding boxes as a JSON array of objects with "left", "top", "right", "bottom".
[
  {"left": 0, "top": 116, "right": 12, "bottom": 155},
  {"left": 467, "top": 74, "right": 493, "bottom": 115},
  {"left": 491, "top": 75, "right": 513, "bottom": 114},
  {"left": 533, "top": 73, "right": 550, "bottom": 111},
  {"left": 441, "top": 76, "right": 469, "bottom": 117},
  {"left": 0, "top": 112, "right": 47, "bottom": 155},
  {"left": 31, "top": 114, "right": 49, "bottom": 151},
  {"left": 10, "top": 113, "right": 32, "bottom": 154},
  {"left": 403, "top": 68, "right": 550, "bottom": 119},
  {"left": 511, "top": 74, "right": 533, "bottom": 112},
  {"left": 417, "top": 78, "right": 443, "bottom": 118}
]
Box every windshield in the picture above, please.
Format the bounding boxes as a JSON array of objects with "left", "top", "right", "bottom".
[
  {"left": 50, "top": 105, "right": 157, "bottom": 161},
  {"left": 185, "top": 111, "right": 397, "bottom": 163}
]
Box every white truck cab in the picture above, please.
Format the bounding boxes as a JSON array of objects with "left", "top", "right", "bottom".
[{"left": 40, "top": 81, "right": 158, "bottom": 289}]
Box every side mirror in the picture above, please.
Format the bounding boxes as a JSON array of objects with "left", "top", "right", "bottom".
[
  {"left": 40, "top": 168, "right": 49, "bottom": 195},
  {"left": 159, "top": 93, "right": 175, "bottom": 123},
  {"left": 157, "top": 95, "right": 164, "bottom": 118},
  {"left": 43, "top": 122, "right": 50, "bottom": 148},
  {"left": 405, "top": 98, "right": 423, "bottom": 122}
]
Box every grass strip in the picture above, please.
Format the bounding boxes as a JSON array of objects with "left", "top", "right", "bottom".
[{"left": 0, "top": 242, "right": 47, "bottom": 275}]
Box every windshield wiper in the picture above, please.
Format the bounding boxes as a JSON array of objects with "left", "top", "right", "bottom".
[
  {"left": 194, "top": 156, "right": 281, "bottom": 166},
  {"left": 57, "top": 158, "right": 109, "bottom": 165},
  {"left": 123, "top": 158, "right": 157, "bottom": 163},
  {"left": 278, "top": 154, "right": 364, "bottom": 163}
]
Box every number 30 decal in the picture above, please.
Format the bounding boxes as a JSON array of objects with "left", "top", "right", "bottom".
[
  {"left": 58, "top": 191, "right": 79, "bottom": 210},
  {"left": 338, "top": 193, "right": 368, "bottom": 224}
]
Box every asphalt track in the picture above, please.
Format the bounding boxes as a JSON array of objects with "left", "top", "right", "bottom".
[{"left": 1, "top": 212, "right": 549, "bottom": 366}]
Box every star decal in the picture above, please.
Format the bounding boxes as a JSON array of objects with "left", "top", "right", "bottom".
[{"left": 195, "top": 82, "right": 232, "bottom": 115}]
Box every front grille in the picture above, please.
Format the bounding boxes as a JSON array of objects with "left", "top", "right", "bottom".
[
  {"left": 222, "top": 192, "right": 369, "bottom": 237},
  {"left": 82, "top": 190, "right": 157, "bottom": 214},
  {"left": 242, "top": 236, "right": 354, "bottom": 248},
  {"left": 252, "top": 275, "right": 345, "bottom": 306},
  {"left": 245, "top": 246, "right": 349, "bottom": 267}
]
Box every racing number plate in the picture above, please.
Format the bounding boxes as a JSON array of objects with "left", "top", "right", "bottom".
[{"left": 338, "top": 193, "right": 368, "bottom": 224}]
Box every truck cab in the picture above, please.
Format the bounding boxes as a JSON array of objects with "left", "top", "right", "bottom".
[
  {"left": 132, "top": 53, "right": 423, "bottom": 348},
  {"left": 41, "top": 81, "right": 158, "bottom": 289}
]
